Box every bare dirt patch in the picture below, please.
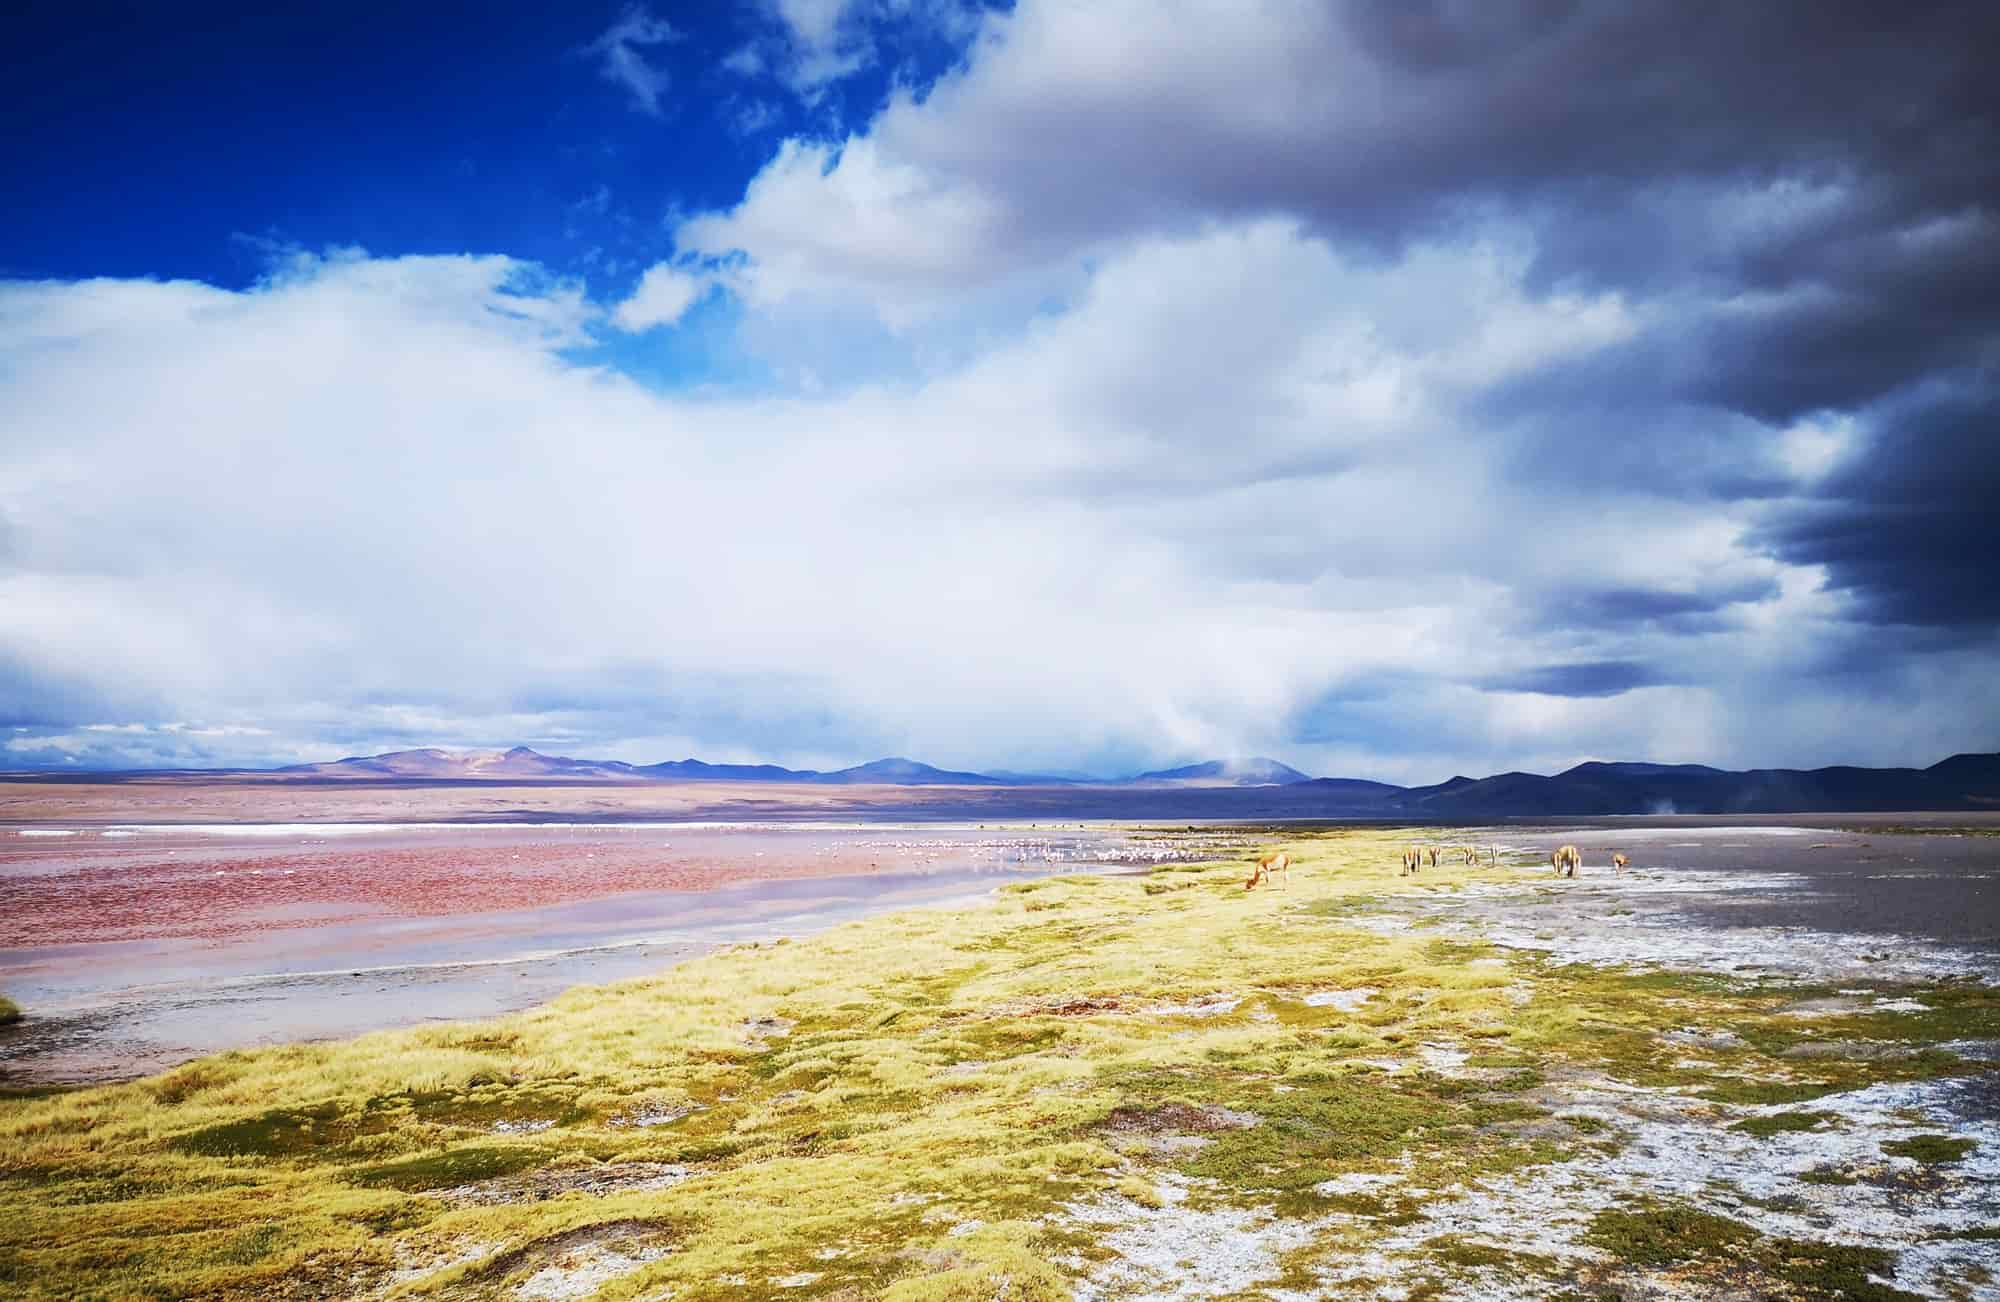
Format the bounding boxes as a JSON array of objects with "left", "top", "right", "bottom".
[
  {"left": 441, "top": 1220, "right": 675, "bottom": 1300},
  {"left": 434, "top": 1161, "right": 692, "bottom": 1206},
  {"left": 1064, "top": 1175, "right": 1320, "bottom": 1301},
  {"left": 741, "top": 1015, "right": 795, "bottom": 1044},
  {"left": 1102, "top": 1102, "right": 1260, "bottom": 1136},
  {"left": 990, "top": 993, "right": 1126, "bottom": 1017}
]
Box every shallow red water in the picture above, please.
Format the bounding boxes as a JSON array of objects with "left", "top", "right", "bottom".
[
  {"left": 0, "top": 825, "right": 1014, "bottom": 946},
  {"left": 0, "top": 822, "right": 1166, "bottom": 1081}
]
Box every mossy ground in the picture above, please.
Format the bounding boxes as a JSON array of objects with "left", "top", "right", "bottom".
[
  {"left": 1584, "top": 1197, "right": 1760, "bottom": 1267},
  {"left": 1728, "top": 1109, "right": 1839, "bottom": 1138},
  {"left": 1583, "top": 1200, "right": 1927, "bottom": 1302},
  {"left": 1881, "top": 1134, "right": 1976, "bottom": 1164},
  {"left": 0, "top": 828, "right": 1993, "bottom": 1299}
]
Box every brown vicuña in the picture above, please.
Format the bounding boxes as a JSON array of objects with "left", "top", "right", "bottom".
[{"left": 1245, "top": 849, "right": 1291, "bottom": 891}]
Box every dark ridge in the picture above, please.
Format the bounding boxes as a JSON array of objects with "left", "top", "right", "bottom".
[{"left": 5, "top": 748, "right": 1994, "bottom": 814}]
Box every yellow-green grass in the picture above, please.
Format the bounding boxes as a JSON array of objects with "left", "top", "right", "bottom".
[
  {"left": 0, "top": 996, "right": 19, "bottom": 1027},
  {"left": 0, "top": 829, "right": 1991, "bottom": 1299}
]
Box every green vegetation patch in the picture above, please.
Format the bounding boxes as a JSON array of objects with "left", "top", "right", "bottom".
[
  {"left": 347, "top": 1143, "right": 551, "bottom": 1192},
  {"left": 1881, "top": 1133, "right": 1975, "bottom": 1164},
  {"left": 209, "top": 1223, "right": 285, "bottom": 1267},
  {"left": 0, "top": 996, "right": 20, "bottom": 1027},
  {"left": 1584, "top": 1197, "right": 1759, "bottom": 1267},
  {"left": 1180, "top": 1077, "right": 1435, "bottom": 1192},
  {"left": 1792, "top": 984, "right": 2000, "bottom": 1046},
  {"left": 168, "top": 1102, "right": 357, "bottom": 1158},
  {"left": 1424, "top": 1234, "right": 1559, "bottom": 1276},
  {"left": 367, "top": 1083, "right": 591, "bottom": 1131},
  {"left": 1767, "top": 1238, "right": 1922, "bottom": 1302},
  {"left": 1699, "top": 1079, "right": 1845, "bottom": 1106},
  {"left": 1169, "top": 1071, "right": 1556, "bottom": 1218},
  {"left": 1728, "top": 1109, "right": 1839, "bottom": 1138},
  {"left": 1292, "top": 897, "right": 1371, "bottom": 918},
  {"left": 1583, "top": 1202, "right": 1925, "bottom": 1298},
  {"left": 168, "top": 1086, "right": 574, "bottom": 1163},
  {"left": 1422, "top": 938, "right": 1496, "bottom": 965}
]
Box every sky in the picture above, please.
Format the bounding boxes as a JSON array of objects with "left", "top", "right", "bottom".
[{"left": 2, "top": 0, "right": 1997, "bottom": 782}]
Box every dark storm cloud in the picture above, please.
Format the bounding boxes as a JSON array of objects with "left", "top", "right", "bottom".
[
  {"left": 1330, "top": 2, "right": 1999, "bottom": 238},
  {"left": 0, "top": 653, "right": 156, "bottom": 732},
  {"left": 1759, "top": 375, "right": 2000, "bottom": 626},
  {"left": 1110, "top": 1, "right": 2000, "bottom": 294},
  {"left": 1801, "top": 621, "right": 1987, "bottom": 681},
  {"left": 1476, "top": 363, "right": 1799, "bottom": 502},
  {"left": 1681, "top": 215, "right": 2000, "bottom": 425},
  {"left": 1333, "top": 1, "right": 2000, "bottom": 434},
  {"left": 1483, "top": 659, "right": 1672, "bottom": 699},
  {"left": 1328, "top": 2, "right": 2000, "bottom": 636},
  {"left": 1536, "top": 579, "right": 1782, "bottom": 634}
]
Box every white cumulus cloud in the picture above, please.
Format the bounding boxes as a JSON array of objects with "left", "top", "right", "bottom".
[
  {"left": 611, "top": 262, "right": 710, "bottom": 332},
  {"left": 583, "top": 4, "right": 680, "bottom": 116},
  {"left": 6, "top": 222, "right": 1989, "bottom": 778}
]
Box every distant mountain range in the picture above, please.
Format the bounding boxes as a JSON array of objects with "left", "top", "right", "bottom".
[
  {"left": 14, "top": 745, "right": 1994, "bottom": 815},
  {"left": 1374, "top": 756, "right": 2000, "bottom": 816},
  {"left": 275, "top": 748, "right": 1070, "bottom": 786},
  {"left": 272, "top": 748, "right": 1313, "bottom": 788},
  {"left": 249, "top": 746, "right": 2000, "bottom": 814},
  {"left": 1127, "top": 758, "right": 1315, "bottom": 786}
]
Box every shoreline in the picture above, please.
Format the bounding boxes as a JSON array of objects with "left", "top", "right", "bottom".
[
  {"left": 0, "top": 864, "right": 1156, "bottom": 1088},
  {"left": 1, "top": 822, "right": 1214, "bottom": 1084},
  {"left": 6, "top": 818, "right": 1995, "bottom": 1086}
]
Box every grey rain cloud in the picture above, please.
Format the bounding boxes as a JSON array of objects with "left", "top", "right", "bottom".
[
  {"left": 1535, "top": 580, "right": 1784, "bottom": 632},
  {"left": 1483, "top": 660, "right": 1675, "bottom": 700},
  {"left": 1759, "top": 376, "right": 2000, "bottom": 628}
]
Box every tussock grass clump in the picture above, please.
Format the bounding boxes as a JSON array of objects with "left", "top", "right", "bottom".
[
  {"left": 1586, "top": 1201, "right": 1931, "bottom": 1300},
  {"left": 1728, "top": 1109, "right": 1839, "bottom": 1138},
  {"left": 1767, "top": 1239, "right": 1923, "bottom": 1302},
  {"left": 1585, "top": 1197, "right": 1759, "bottom": 1266},
  {"left": 0, "top": 995, "right": 20, "bottom": 1027},
  {"left": 167, "top": 1102, "right": 356, "bottom": 1158},
  {"left": 1881, "top": 1133, "right": 1976, "bottom": 1164},
  {"left": 1699, "top": 1078, "right": 1845, "bottom": 1106},
  {"left": 349, "top": 1143, "right": 554, "bottom": 1191},
  {"left": 1115, "top": 1175, "right": 1165, "bottom": 1208}
]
